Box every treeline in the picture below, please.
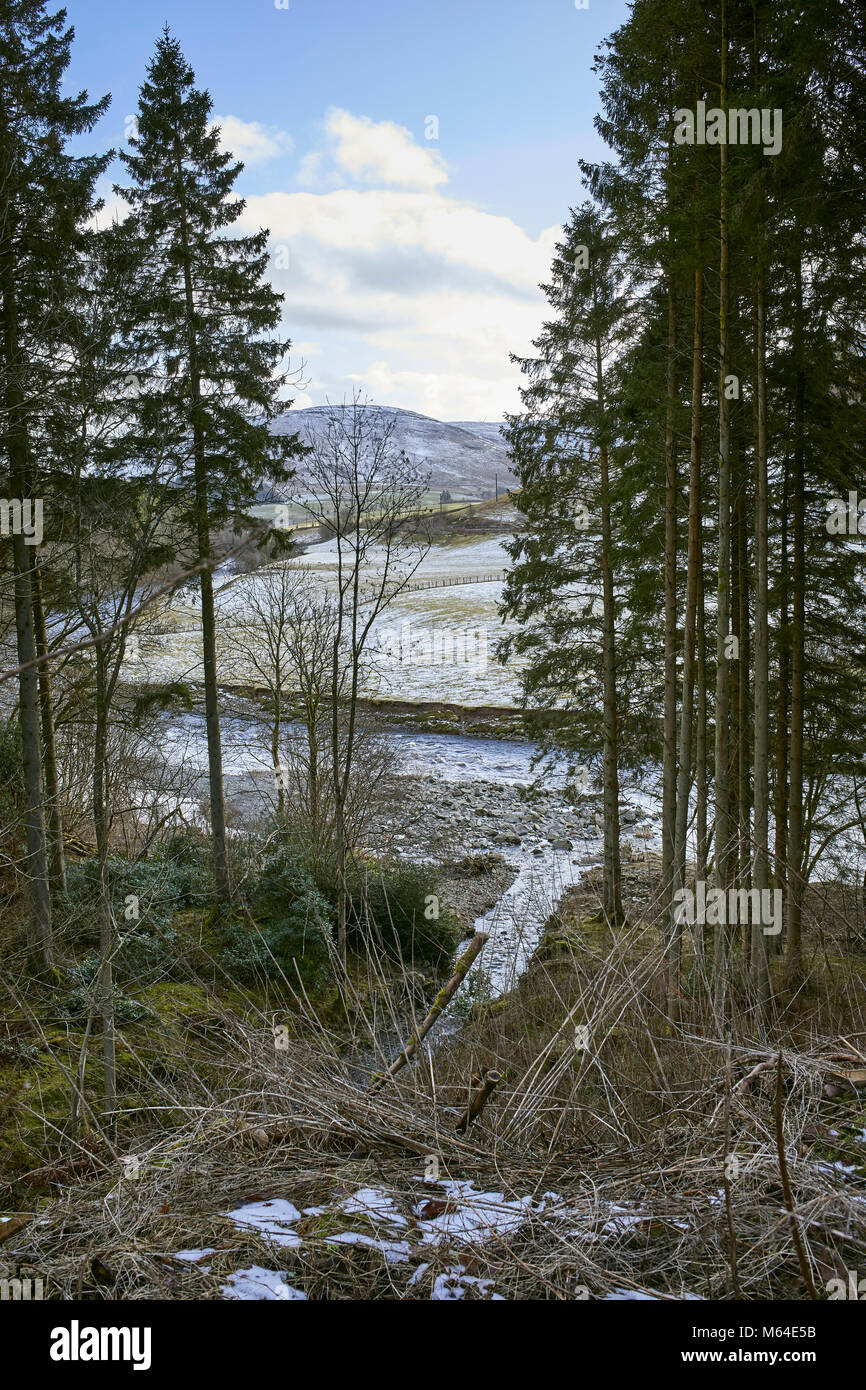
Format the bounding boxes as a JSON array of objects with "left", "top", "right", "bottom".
[
  {"left": 0, "top": 2, "right": 298, "bottom": 1016},
  {"left": 502, "top": 0, "right": 866, "bottom": 1015}
]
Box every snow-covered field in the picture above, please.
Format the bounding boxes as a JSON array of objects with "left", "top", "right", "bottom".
[{"left": 128, "top": 533, "right": 526, "bottom": 706}]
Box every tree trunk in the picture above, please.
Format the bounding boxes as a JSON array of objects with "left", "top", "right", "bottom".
[
  {"left": 773, "top": 449, "right": 790, "bottom": 949},
  {"left": 696, "top": 554, "right": 708, "bottom": 885},
  {"left": 93, "top": 655, "right": 116, "bottom": 1123},
  {"left": 171, "top": 121, "right": 230, "bottom": 900},
  {"left": 734, "top": 465, "right": 750, "bottom": 891},
  {"left": 662, "top": 272, "right": 678, "bottom": 917},
  {"left": 786, "top": 260, "right": 806, "bottom": 984},
  {"left": 600, "top": 436, "right": 623, "bottom": 925},
  {"left": 31, "top": 554, "right": 66, "bottom": 895},
  {"left": 751, "top": 262, "right": 771, "bottom": 1008},
  {"left": 669, "top": 260, "right": 703, "bottom": 1014},
  {"left": 0, "top": 236, "right": 53, "bottom": 971},
  {"left": 593, "top": 288, "right": 623, "bottom": 926},
  {"left": 713, "top": 6, "right": 734, "bottom": 1021},
  {"left": 332, "top": 635, "right": 348, "bottom": 961}
]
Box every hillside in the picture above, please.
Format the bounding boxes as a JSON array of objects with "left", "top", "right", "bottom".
[
  {"left": 447, "top": 420, "right": 507, "bottom": 446},
  {"left": 269, "top": 405, "right": 517, "bottom": 497}
]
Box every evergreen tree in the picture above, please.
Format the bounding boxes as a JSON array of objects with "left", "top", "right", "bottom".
[
  {"left": 0, "top": 0, "right": 108, "bottom": 968},
  {"left": 502, "top": 205, "right": 634, "bottom": 923},
  {"left": 116, "top": 29, "right": 300, "bottom": 899}
]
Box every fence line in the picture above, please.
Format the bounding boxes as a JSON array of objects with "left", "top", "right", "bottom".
[{"left": 142, "top": 571, "right": 509, "bottom": 638}]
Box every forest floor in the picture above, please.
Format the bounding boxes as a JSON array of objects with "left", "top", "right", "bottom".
[{"left": 2, "top": 850, "right": 864, "bottom": 1301}]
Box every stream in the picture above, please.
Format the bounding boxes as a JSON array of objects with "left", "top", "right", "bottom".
[{"left": 157, "top": 712, "right": 665, "bottom": 996}]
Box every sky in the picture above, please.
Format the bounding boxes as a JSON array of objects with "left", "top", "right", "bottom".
[{"left": 64, "top": 0, "right": 632, "bottom": 422}]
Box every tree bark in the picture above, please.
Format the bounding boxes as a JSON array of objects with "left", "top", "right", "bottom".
[
  {"left": 93, "top": 653, "right": 116, "bottom": 1122},
  {"left": 751, "top": 260, "right": 772, "bottom": 1008},
  {"left": 662, "top": 271, "right": 678, "bottom": 917},
  {"left": 592, "top": 285, "right": 624, "bottom": 925},
  {"left": 713, "top": 3, "right": 734, "bottom": 1021},
  {"left": 171, "top": 119, "right": 230, "bottom": 900},
  {"left": 669, "top": 260, "right": 703, "bottom": 1014},
  {"left": 31, "top": 554, "right": 67, "bottom": 895},
  {"left": 773, "top": 449, "right": 790, "bottom": 946},
  {"left": 786, "top": 259, "right": 806, "bottom": 984},
  {"left": 0, "top": 221, "right": 53, "bottom": 970}
]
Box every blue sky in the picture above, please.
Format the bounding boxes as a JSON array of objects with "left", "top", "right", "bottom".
[{"left": 65, "top": 0, "right": 632, "bottom": 420}]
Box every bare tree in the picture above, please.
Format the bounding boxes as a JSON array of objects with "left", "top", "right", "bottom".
[
  {"left": 221, "top": 566, "right": 340, "bottom": 825},
  {"left": 289, "top": 396, "right": 431, "bottom": 957}
]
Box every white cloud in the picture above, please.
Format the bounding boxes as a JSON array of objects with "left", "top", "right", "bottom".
[
  {"left": 213, "top": 115, "right": 294, "bottom": 165},
  {"left": 89, "top": 190, "right": 131, "bottom": 230},
  {"left": 237, "top": 181, "right": 557, "bottom": 416},
  {"left": 297, "top": 108, "right": 448, "bottom": 194},
  {"left": 93, "top": 107, "right": 554, "bottom": 420}
]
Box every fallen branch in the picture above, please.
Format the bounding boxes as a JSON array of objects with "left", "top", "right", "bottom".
[
  {"left": 734, "top": 1058, "right": 776, "bottom": 1096},
  {"left": 369, "top": 932, "right": 488, "bottom": 1092}
]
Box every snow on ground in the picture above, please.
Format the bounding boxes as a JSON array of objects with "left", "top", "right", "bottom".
[
  {"left": 288, "top": 533, "right": 511, "bottom": 580},
  {"left": 202, "top": 1180, "right": 711, "bottom": 1299},
  {"left": 222, "top": 1199, "right": 303, "bottom": 1247},
  {"left": 126, "top": 533, "right": 523, "bottom": 705},
  {"left": 323, "top": 1232, "right": 411, "bottom": 1263},
  {"left": 221, "top": 1267, "right": 307, "bottom": 1300},
  {"left": 429, "top": 1267, "right": 505, "bottom": 1300},
  {"left": 338, "top": 1187, "right": 408, "bottom": 1226}
]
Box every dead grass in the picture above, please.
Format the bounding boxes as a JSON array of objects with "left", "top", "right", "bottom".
[{"left": 3, "top": 857, "right": 865, "bottom": 1301}]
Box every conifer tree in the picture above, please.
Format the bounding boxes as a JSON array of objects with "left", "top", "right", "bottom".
[
  {"left": 116, "top": 29, "right": 299, "bottom": 899},
  {"left": 0, "top": 0, "right": 108, "bottom": 967},
  {"left": 503, "top": 205, "right": 632, "bottom": 923}
]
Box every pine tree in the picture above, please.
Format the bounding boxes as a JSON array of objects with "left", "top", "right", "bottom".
[
  {"left": 116, "top": 29, "right": 300, "bottom": 899},
  {"left": 503, "top": 205, "right": 633, "bottom": 923},
  {"left": 0, "top": 0, "right": 109, "bottom": 968}
]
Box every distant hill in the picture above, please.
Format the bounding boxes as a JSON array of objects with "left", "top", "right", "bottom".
[
  {"left": 447, "top": 420, "right": 507, "bottom": 447},
  {"left": 268, "top": 405, "right": 516, "bottom": 497}
]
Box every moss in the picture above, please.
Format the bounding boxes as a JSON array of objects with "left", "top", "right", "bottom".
[
  {"left": 0, "top": 1042, "right": 98, "bottom": 1176},
  {"left": 138, "top": 980, "right": 217, "bottom": 1026}
]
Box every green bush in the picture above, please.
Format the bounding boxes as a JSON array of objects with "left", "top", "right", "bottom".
[
  {"left": 221, "top": 846, "right": 334, "bottom": 988},
  {"left": 58, "top": 953, "right": 154, "bottom": 1022},
  {"left": 58, "top": 856, "right": 208, "bottom": 984},
  {"left": 346, "top": 860, "right": 461, "bottom": 971}
]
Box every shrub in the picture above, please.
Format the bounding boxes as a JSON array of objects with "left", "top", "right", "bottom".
[
  {"left": 221, "top": 846, "right": 334, "bottom": 988},
  {"left": 346, "top": 860, "right": 461, "bottom": 972},
  {"left": 58, "top": 953, "right": 154, "bottom": 1022},
  {"left": 57, "top": 856, "right": 208, "bottom": 984}
]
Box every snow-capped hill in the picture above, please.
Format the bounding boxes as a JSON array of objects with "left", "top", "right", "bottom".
[
  {"left": 448, "top": 421, "right": 507, "bottom": 446},
  {"left": 269, "top": 405, "right": 516, "bottom": 497}
]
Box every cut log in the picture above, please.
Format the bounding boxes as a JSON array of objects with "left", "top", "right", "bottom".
[{"left": 456, "top": 1069, "right": 502, "bottom": 1133}]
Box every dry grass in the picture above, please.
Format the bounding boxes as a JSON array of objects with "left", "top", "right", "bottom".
[{"left": 3, "top": 857, "right": 865, "bottom": 1301}]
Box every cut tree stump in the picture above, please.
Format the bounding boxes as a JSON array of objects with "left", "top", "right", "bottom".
[{"left": 456, "top": 1069, "right": 502, "bottom": 1133}]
